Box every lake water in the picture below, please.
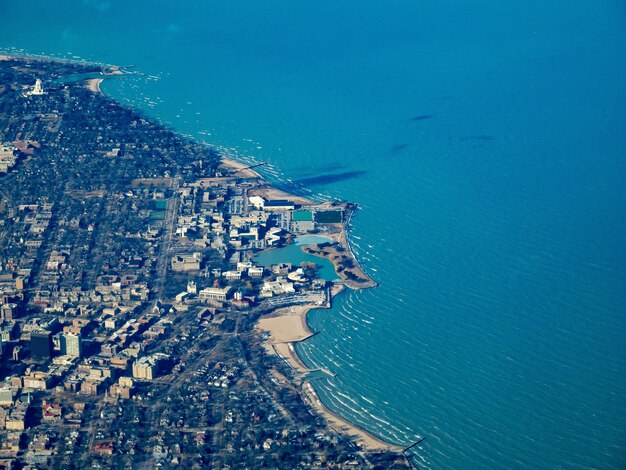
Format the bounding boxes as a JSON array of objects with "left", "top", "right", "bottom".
[
  {"left": 2, "top": 1, "right": 625, "bottom": 467},
  {"left": 253, "top": 235, "right": 338, "bottom": 281}
]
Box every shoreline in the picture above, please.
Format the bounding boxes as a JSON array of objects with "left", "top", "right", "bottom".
[
  {"left": 256, "top": 286, "right": 402, "bottom": 453},
  {"left": 301, "top": 208, "right": 378, "bottom": 289},
  {"left": 0, "top": 52, "right": 126, "bottom": 75},
  {"left": 85, "top": 78, "right": 103, "bottom": 93},
  {"left": 219, "top": 156, "right": 264, "bottom": 179},
  {"left": 301, "top": 381, "right": 403, "bottom": 453},
  {"left": 219, "top": 156, "right": 314, "bottom": 205},
  {"left": 218, "top": 131, "right": 390, "bottom": 452},
  {"left": 11, "top": 52, "right": 397, "bottom": 455}
]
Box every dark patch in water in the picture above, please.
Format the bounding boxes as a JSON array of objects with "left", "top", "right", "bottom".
[
  {"left": 461, "top": 135, "right": 495, "bottom": 142},
  {"left": 392, "top": 144, "right": 409, "bottom": 153},
  {"left": 292, "top": 163, "right": 346, "bottom": 175},
  {"left": 291, "top": 171, "right": 367, "bottom": 188},
  {"left": 410, "top": 114, "right": 433, "bottom": 121}
]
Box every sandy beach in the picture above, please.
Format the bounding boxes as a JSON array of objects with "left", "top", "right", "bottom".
[
  {"left": 219, "top": 156, "right": 264, "bottom": 179},
  {"left": 250, "top": 185, "right": 315, "bottom": 206},
  {"left": 257, "top": 304, "right": 316, "bottom": 379},
  {"left": 78, "top": 64, "right": 383, "bottom": 451},
  {"left": 302, "top": 381, "right": 403, "bottom": 452},
  {"left": 85, "top": 78, "right": 103, "bottom": 93},
  {"left": 256, "top": 293, "right": 400, "bottom": 452},
  {"left": 257, "top": 307, "right": 314, "bottom": 344},
  {"left": 219, "top": 156, "right": 314, "bottom": 205},
  {"left": 13, "top": 53, "right": 386, "bottom": 451},
  {"left": 3, "top": 50, "right": 397, "bottom": 459}
]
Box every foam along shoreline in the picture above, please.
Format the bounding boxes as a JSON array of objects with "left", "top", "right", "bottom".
[
  {"left": 301, "top": 381, "right": 403, "bottom": 453},
  {"left": 40, "top": 55, "right": 387, "bottom": 454},
  {"left": 224, "top": 155, "right": 383, "bottom": 446},
  {"left": 219, "top": 156, "right": 264, "bottom": 179},
  {"left": 219, "top": 157, "right": 316, "bottom": 205},
  {"left": 256, "top": 288, "right": 401, "bottom": 452},
  {"left": 102, "top": 66, "right": 125, "bottom": 75},
  {"left": 0, "top": 53, "right": 126, "bottom": 75},
  {"left": 257, "top": 305, "right": 316, "bottom": 374},
  {"left": 301, "top": 213, "right": 378, "bottom": 289}
]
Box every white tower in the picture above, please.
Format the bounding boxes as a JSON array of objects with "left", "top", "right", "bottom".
[{"left": 31, "top": 79, "right": 44, "bottom": 95}]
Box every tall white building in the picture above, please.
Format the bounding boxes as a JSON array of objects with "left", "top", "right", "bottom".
[
  {"left": 24, "top": 79, "right": 45, "bottom": 97},
  {"left": 60, "top": 333, "right": 82, "bottom": 357},
  {"left": 32, "top": 79, "right": 44, "bottom": 95}
]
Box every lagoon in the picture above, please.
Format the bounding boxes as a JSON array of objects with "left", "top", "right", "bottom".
[
  {"left": 2, "top": 1, "right": 626, "bottom": 467},
  {"left": 253, "top": 235, "right": 339, "bottom": 281}
]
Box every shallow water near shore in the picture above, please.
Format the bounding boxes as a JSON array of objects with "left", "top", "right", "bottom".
[{"left": 2, "top": 1, "right": 626, "bottom": 468}]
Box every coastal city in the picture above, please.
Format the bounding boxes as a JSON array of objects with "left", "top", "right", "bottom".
[
  {"left": 1, "top": 0, "right": 625, "bottom": 467},
  {"left": 0, "top": 56, "right": 408, "bottom": 468}
]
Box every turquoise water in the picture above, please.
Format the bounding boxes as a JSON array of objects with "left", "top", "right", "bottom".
[
  {"left": 2, "top": 1, "right": 626, "bottom": 467},
  {"left": 253, "top": 235, "right": 339, "bottom": 281}
]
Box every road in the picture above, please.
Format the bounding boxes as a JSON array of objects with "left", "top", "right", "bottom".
[{"left": 151, "top": 178, "right": 180, "bottom": 301}]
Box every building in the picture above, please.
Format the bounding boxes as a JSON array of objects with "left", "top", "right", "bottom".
[
  {"left": 132, "top": 354, "right": 168, "bottom": 380},
  {"left": 198, "top": 287, "right": 231, "bottom": 302},
  {"left": 263, "top": 199, "right": 295, "bottom": 211},
  {"left": 60, "top": 333, "right": 82, "bottom": 358},
  {"left": 30, "top": 331, "right": 52, "bottom": 362},
  {"left": 5, "top": 402, "right": 29, "bottom": 430},
  {"left": 23, "top": 372, "right": 52, "bottom": 390},
  {"left": 226, "top": 196, "right": 244, "bottom": 215},
  {"left": 0, "top": 144, "right": 17, "bottom": 174},
  {"left": 175, "top": 292, "right": 189, "bottom": 303},
  {"left": 110, "top": 377, "right": 134, "bottom": 399},
  {"left": 171, "top": 252, "right": 202, "bottom": 272},
  {"left": 42, "top": 401, "right": 62, "bottom": 421},
  {"left": 0, "top": 303, "right": 17, "bottom": 321},
  {"left": 0, "top": 388, "right": 13, "bottom": 406},
  {"left": 93, "top": 441, "right": 114, "bottom": 455},
  {"left": 272, "top": 263, "right": 292, "bottom": 276},
  {"left": 31, "top": 79, "right": 44, "bottom": 95},
  {"left": 222, "top": 271, "right": 242, "bottom": 281},
  {"left": 81, "top": 378, "right": 105, "bottom": 396},
  {"left": 248, "top": 196, "right": 265, "bottom": 210},
  {"left": 0, "top": 322, "right": 17, "bottom": 342},
  {"left": 236, "top": 262, "right": 253, "bottom": 272},
  {"left": 21, "top": 79, "right": 45, "bottom": 97},
  {"left": 0, "top": 430, "right": 22, "bottom": 454},
  {"left": 247, "top": 266, "right": 264, "bottom": 278},
  {"left": 261, "top": 278, "right": 295, "bottom": 297}
]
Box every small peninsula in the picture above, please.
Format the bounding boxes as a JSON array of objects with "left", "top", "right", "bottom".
[{"left": 0, "top": 55, "right": 410, "bottom": 468}]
